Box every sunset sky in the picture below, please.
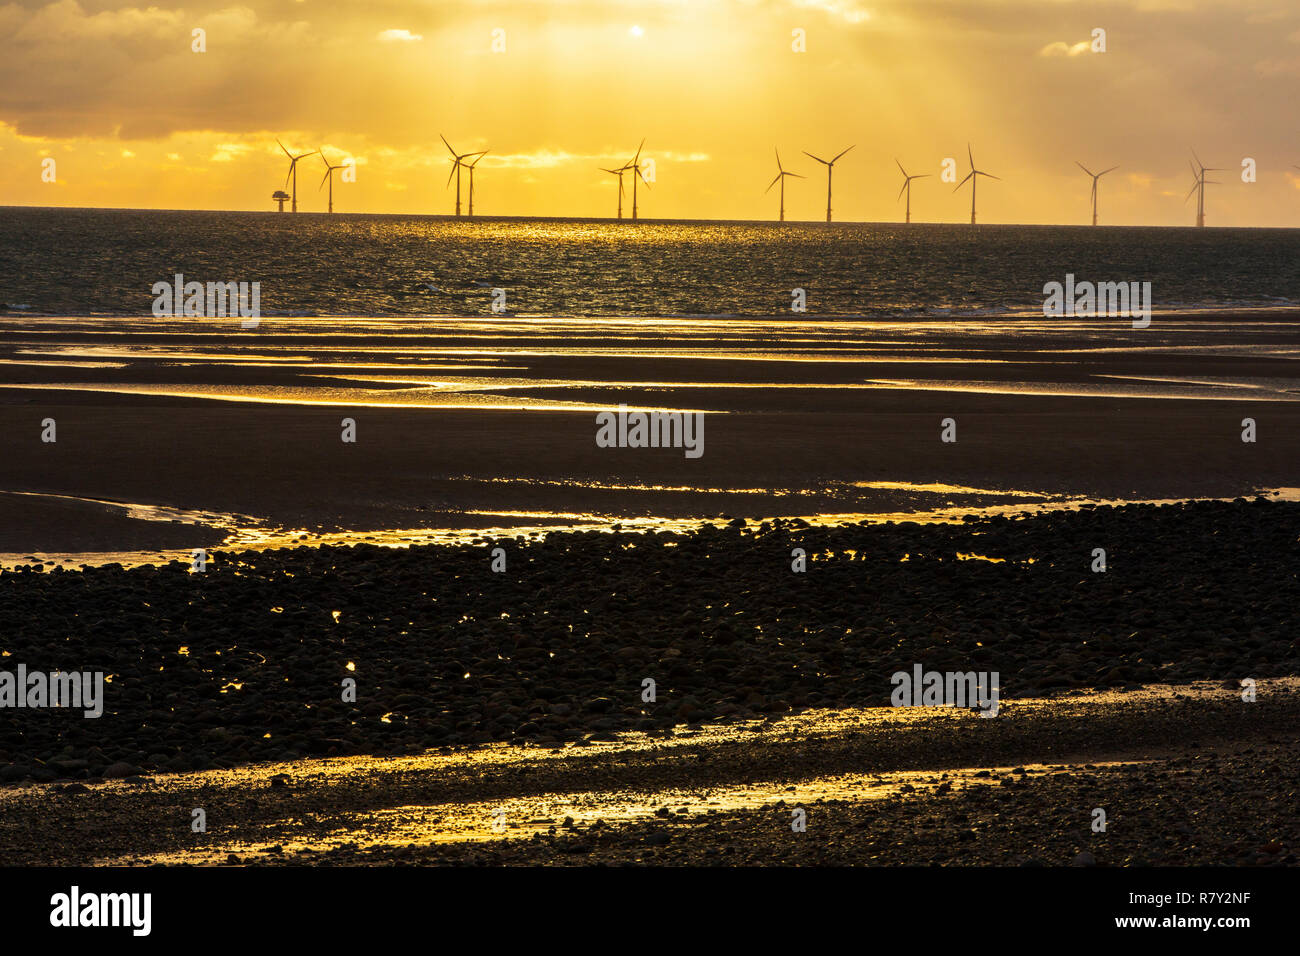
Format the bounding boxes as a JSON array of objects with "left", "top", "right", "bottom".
[{"left": 4, "top": 0, "right": 1300, "bottom": 225}]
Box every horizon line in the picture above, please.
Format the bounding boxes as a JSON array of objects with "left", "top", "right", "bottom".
[{"left": 0, "top": 203, "right": 1293, "bottom": 231}]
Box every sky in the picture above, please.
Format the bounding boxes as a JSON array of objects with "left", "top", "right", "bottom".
[{"left": 3, "top": 0, "right": 1300, "bottom": 225}]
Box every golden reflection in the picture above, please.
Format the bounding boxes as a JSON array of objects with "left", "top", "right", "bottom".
[{"left": 75, "top": 679, "right": 1296, "bottom": 866}]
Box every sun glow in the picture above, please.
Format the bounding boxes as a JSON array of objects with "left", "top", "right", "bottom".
[{"left": 3, "top": 0, "right": 1300, "bottom": 225}]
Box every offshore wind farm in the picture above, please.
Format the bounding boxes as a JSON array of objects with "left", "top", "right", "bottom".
[{"left": 251, "top": 133, "right": 1272, "bottom": 228}]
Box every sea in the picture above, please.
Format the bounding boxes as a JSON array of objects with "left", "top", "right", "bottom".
[{"left": 3, "top": 206, "right": 1300, "bottom": 317}]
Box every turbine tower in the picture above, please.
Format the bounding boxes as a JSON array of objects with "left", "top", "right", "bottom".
[
  {"left": 278, "top": 140, "right": 317, "bottom": 213},
  {"left": 319, "top": 148, "right": 347, "bottom": 214},
  {"left": 467, "top": 150, "right": 488, "bottom": 217},
  {"left": 1187, "top": 151, "right": 1221, "bottom": 228},
  {"left": 954, "top": 143, "right": 1000, "bottom": 225},
  {"left": 601, "top": 166, "right": 628, "bottom": 219},
  {"left": 624, "top": 139, "right": 650, "bottom": 220},
  {"left": 765, "top": 149, "right": 805, "bottom": 222},
  {"left": 1075, "top": 161, "right": 1118, "bottom": 226},
  {"left": 441, "top": 134, "right": 485, "bottom": 217},
  {"left": 895, "top": 159, "right": 929, "bottom": 224},
  {"left": 802, "top": 145, "right": 854, "bottom": 223}
]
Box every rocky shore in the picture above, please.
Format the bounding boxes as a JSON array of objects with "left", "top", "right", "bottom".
[
  {"left": 0, "top": 497, "right": 1296, "bottom": 783},
  {"left": 2, "top": 680, "right": 1295, "bottom": 866}
]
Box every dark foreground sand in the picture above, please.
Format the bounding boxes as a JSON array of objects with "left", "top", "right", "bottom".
[
  {"left": 1, "top": 682, "right": 1295, "bottom": 866},
  {"left": 0, "top": 499, "right": 1296, "bottom": 866},
  {"left": 1, "top": 498, "right": 1296, "bottom": 776}
]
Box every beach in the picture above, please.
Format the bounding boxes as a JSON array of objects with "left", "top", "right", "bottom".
[
  {"left": 1, "top": 495, "right": 1297, "bottom": 865},
  {"left": 1, "top": 312, "right": 1298, "bottom": 560},
  {"left": 0, "top": 311, "right": 1297, "bottom": 866}
]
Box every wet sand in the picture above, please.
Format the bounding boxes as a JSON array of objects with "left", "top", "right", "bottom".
[{"left": 1, "top": 312, "right": 1298, "bottom": 559}]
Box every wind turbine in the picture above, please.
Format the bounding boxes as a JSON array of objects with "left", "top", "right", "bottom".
[
  {"left": 802, "top": 145, "right": 854, "bottom": 222},
  {"left": 278, "top": 140, "right": 317, "bottom": 213},
  {"left": 1075, "top": 162, "right": 1118, "bottom": 226},
  {"left": 954, "top": 143, "right": 1000, "bottom": 225},
  {"left": 625, "top": 139, "right": 650, "bottom": 220},
  {"left": 601, "top": 166, "right": 628, "bottom": 219},
  {"left": 467, "top": 151, "right": 488, "bottom": 217},
  {"left": 1186, "top": 151, "right": 1221, "bottom": 228},
  {"left": 319, "top": 148, "right": 347, "bottom": 214},
  {"left": 441, "top": 134, "right": 485, "bottom": 217},
  {"left": 765, "top": 149, "right": 805, "bottom": 222},
  {"left": 895, "top": 159, "right": 929, "bottom": 224}
]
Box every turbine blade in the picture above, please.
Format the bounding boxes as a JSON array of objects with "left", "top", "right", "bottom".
[
  {"left": 446, "top": 162, "right": 457, "bottom": 188},
  {"left": 1185, "top": 181, "right": 1199, "bottom": 202},
  {"left": 1098, "top": 165, "right": 1119, "bottom": 177},
  {"left": 832, "top": 145, "right": 855, "bottom": 163},
  {"left": 954, "top": 171, "right": 973, "bottom": 191},
  {"left": 775, "top": 147, "right": 783, "bottom": 173},
  {"left": 634, "top": 138, "right": 645, "bottom": 163},
  {"left": 1075, "top": 161, "right": 1093, "bottom": 176},
  {"left": 790, "top": 172, "right": 806, "bottom": 179},
  {"left": 968, "top": 143, "right": 974, "bottom": 168},
  {"left": 895, "top": 158, "right": 907, "bottom": 177},
  {"left": 803, "top": 151, "right": 829, "bottom": 165},
  {"left": 320, "top": 169, "right": 330, "bottom": 189},
  {"left": 979, "top": 172, "right": 1001, "bottom": 181},
  {"left": 897, "top": 181, "right": 908, "bottom": 201},
  {"left": 1190, "top": 148, "right": 1203, "bottom": 169},
  {"left": 766, "top": 172, "right": 782, "bottom": 193},
  {"left": 441, "top": 134, "right": 457, "bottom": 157}
]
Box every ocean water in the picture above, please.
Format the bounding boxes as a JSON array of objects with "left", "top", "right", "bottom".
[{"left": 3, "top": 206, "right": 1300, "bottom": 317}]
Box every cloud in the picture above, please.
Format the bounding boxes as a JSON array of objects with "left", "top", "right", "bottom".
[
  {"left": 484, "top": 150, "right": 600, "bottom": 169},
  {"left": 788, "top": 0, "right": 871, "bottom": 24},
  {"left": 210, "top": 143, "right": 253, "bottom": 162},
  {"left": 377, "top": 28, "right": 422, "bottom": 42},
  {"left": 1039, "top": 40, "right": 1092, "bottom": 58},
  {"left": 1254, "top": 57, "right": 1300, "bottom": 76}
]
